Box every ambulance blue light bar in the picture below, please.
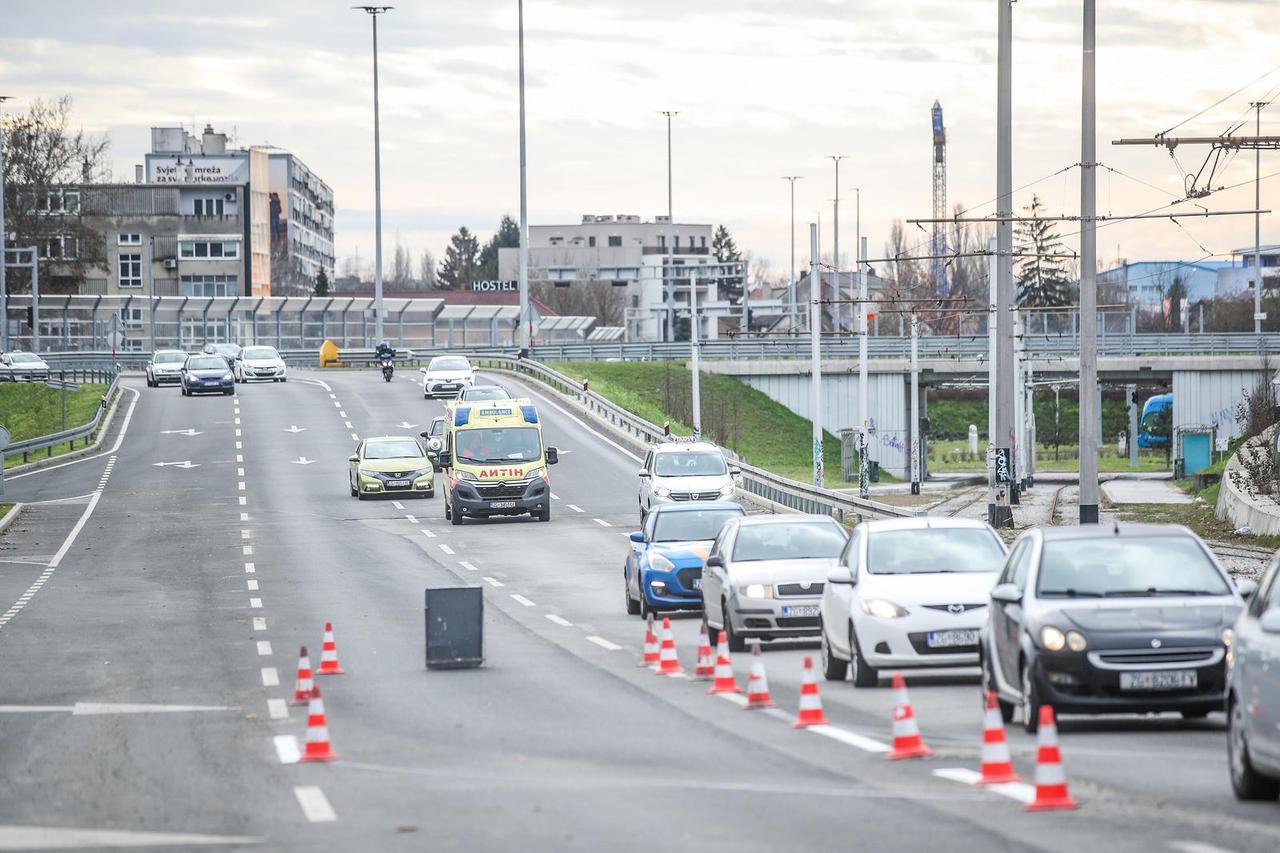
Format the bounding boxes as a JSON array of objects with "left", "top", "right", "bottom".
[
  {"left": 520, "top": 405, "right": 538, "bottom": 424},
  {"left": 454, "top": 407, "right": 471, "bottom": 426}
]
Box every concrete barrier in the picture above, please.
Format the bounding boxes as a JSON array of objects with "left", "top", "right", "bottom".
[{"left": 1215, "top": 425, "right": 1280, "bottom": 536}]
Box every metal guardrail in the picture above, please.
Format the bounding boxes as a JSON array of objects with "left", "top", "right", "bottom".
[
  {"left": 472, "top": 355, "right": 915, "bottom": 523},
  {"left": 4, "top": 368, "right": 121, "bottom": 464}
]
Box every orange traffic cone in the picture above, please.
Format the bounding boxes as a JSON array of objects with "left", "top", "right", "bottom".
[
  {"left": 290, "top": 645, "right": 314, "bottom": 706},
  {"left": 977, "top": 691, "right": 1021, "bottom": 784},
  {"left": 298, "top": 685, "right": 335, "bottom": 763},
  {"left": 886, "top": 672, "right": 932, "bottom": 760},
  {"left": 638, "top": 614, "right": 660, "bottom": 668},
  {"left": 706, "top": 631, "right": 741, "bottom": 694},
  {"left": 744, "top": 640, "right": 774, "bottom": 709},
  {"left": 656, "top": 617, "right": 684, "bottom": 675},
  {"left": 793, "top": 654, "right": 830, "bottom": 728},
  {"left": 1025, "top": 706, "right": 1079, "bottom": 811},
  {"left": 692, "top": 624, "right": 715, "bottom": 681},
  {"left": 316, "top": 622, "right": 345, "bottom": 675}
]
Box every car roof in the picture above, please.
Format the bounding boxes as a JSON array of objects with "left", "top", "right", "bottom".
[
  {"left": 858, "top": 516, "right": 994, "bottom": 533},
  {"left": 653, "top": 441, "right": 722, "bottom": 454},
  {"left": 734, "top": 514, "right": 842, "bottom": 527},
  {"left": 1032, "top": 522, "right": 1199, "bottom": 542},
  {"left": 364, "top": 435, "right": 419, "bottom": 443},
  {"left": 652, "top": 501, "right": 743, "bottom": 514}
]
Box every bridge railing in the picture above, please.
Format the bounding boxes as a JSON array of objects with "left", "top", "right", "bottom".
[
  {"left": 4, "top": 367, "right": 121, "bottom": 465},
  {"left": 472, "top": 355, "right": 916, "bottom": 523}
]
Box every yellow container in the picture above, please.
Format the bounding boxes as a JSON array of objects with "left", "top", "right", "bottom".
[{"left": 319, "top": 340, "right": 342, "bottom": 368}]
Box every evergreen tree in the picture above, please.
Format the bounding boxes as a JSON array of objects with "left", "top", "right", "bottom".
[
  {"left": 438, "top": 226, "right": 481, "bottom": 290},
  {"left": 712, "top": 224, "right": 744, "bottom": 298},
  {"left": 314, "top": 268, "right": 329, "bottom": 297},
  {"left": 477, "top": 214, "right": 521, "bottom": 281},
  {"left": 1014, "top": 195, "right": 1071, "bottom": 307}
]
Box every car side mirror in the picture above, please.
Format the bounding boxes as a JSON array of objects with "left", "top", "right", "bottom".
[
  {"left": 1260, "top": 609, "right": 1280, "bottom": 634},
  {"left": 419, "top": 366, "right": 427, "bottom": 373},
  {"left": 546, "top": 447, "right": 559, "bottom": 465},
  {"left": 629, "top": 531, "right": 645, "bottom": 544},
  {"left": 730, "top": 466, "right": 742, "bottom": 477},
  {"left": 420, "top": 431, "right": 431, "bottom": 439},
  {"left": 437, "top": 451, "right": 452, "bottom": 468},
  {"left": 347, "top": 454, "right": 359, "bottom": 463},
  {"left": 705, "top": 555, "right": 724, "bottom": 569},
  {"left": 1236, "top": 578, "right": 1259, "bottom": 599},
  {"left": 638, "top": 469, "right": 651, "bottom": 478},
  {"left": 990, "top": 583, "right": 1022, "bottom": 605},
  {"left": 826, "top": 566, "right": 854, "bottom": 585}
]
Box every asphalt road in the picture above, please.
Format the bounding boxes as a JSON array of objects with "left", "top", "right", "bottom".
[{"left": 1, "top": 368, "right": 1277, "bottom": 852}]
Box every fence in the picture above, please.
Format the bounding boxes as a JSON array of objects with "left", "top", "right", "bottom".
[{"left": 3, "top": 368, "right": 121, "bottom": 465}]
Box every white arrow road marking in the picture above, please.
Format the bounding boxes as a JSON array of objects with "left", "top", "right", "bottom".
[
  {"left": 0, "top": 825, "right": 262, "bottom": 848},
  {"left": 294, "top": 786, "right": 337, "bottom": 823},
  {"left": 291, "top": 457, "right": 316, "bottom": 465},
  {"left": 397, "top": 421, "right": 418, "bottom": 429},
  {"left": 283, "top": 425, "right": 307, "bottom": 433},
  {"left": 152, "top": 461, "right": 199, "bottom": 469},
  {"left": 159, "top": 428, "right": 203, "bottom": 436}
]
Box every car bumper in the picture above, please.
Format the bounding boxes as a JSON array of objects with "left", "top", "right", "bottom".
[
  {"left": 424, "top": 381, "right": 472, "bottom": 397},
  {"left": 854, "top": 611, "right": 985, "bottom": 668},
  {"left": 452, "top": 480, "right": 549, "bottom": 517},
  {"left": 183, "top": 379, "right": 235, "bottom": 393},
  {"left": 639, "top": 565, "right": 704, "bottom": 610},
  {"left": 152, "top": 372, "right": 182, "bottom": 384},
  {"left": 1030, "top": 652, "right": 1228, "bottom": 714},
  {"left": 242, "top": 367, "right": 286, "bottom": 380},
  {"left": 729, "top": 595, "right": 823, "bottom": 639},
  {"left": 359, "top": 475, "right": 435, "bottom": 496}
]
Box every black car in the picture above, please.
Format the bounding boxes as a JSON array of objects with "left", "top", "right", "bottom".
[
  {"left": 181, "top": 355, "right": 235, "bottom": 396},
  {"left": 980, "top": 524, "right": 1252, "bottom": 732}
]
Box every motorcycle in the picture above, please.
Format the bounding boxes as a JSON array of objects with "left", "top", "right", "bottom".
[{"left": 379, "top": 356, "right": 394, "bottom": 382}]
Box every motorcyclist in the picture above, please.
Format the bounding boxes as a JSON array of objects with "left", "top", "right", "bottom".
[{"left": 375, "top": 340, "right": 396, "bottom": 362}]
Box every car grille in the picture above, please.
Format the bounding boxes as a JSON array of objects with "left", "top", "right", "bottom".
[
  {"left": 922, "top": 603, "right": 986, "bottom": 614},
  {"left": 675, "top": 567, "right": 702, "bottom": 592},
  {"left": 775, "top": 616, "right": 820, "bottom": 629},
  {"left": 669, "top": 491, "right": 722, "bottom": 502},
  {"left": 1092, "top": 647, "right": 1219, "bottom": 667},
  {"left": 476, "top": 482, "right": 528, "bottom": 499},
  {"left": 907, "top": 632, "right": 979, "bottom": 656},
  {"left": 776, "top": 582, "right": 824, "bottom": 597}
]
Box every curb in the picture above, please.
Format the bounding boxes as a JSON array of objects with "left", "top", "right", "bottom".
[
  {"left": 0, "top": 502, "right": 24, "bottom": 536},
  {"left": 3, "top": 385, "right": 129, "bottom": 476}
]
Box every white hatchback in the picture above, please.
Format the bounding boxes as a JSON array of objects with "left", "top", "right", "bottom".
[
  {"left": 235, "top": 345, "right": 287, "bottom": 382},
  {"left": 819, "top": 517, "right": 1007, "bottom": 686},
  {"left": 421, "top": 355, "right": 475, "bottom": 399}
]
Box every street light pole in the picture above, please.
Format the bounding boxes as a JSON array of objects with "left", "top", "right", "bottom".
[
  {"left": 517, "top": 0, "right": 531, "bottom": 351},
  {"left": 781, "top": 176, "right": 802, "bottom": 330},
  {"left": 690, "top": 266, "right": 701, "bottom": 439},
  {"left": 809, "top": 223, "right": 823, "bottom": 488},
  {"left": 829, "top": 156, "right": 846, "bottom": 331},
  {"left": 991, "top": 0, "right": 1015, "bottom": 528},
  {"left": 1253, "top": 101, "right": 1268, "bottom": 335},
  {"left": 1078, "top": 0, "right": 1100, "bottom": 524},
  {"left": 0, "top": 95, "right": 10, "bottom": 353},
  {"left": 354, "top": 6, "right": 392, "bottom": 345},
  {"left": 854, "top": 186, "right": 860, "bottom": 335},
  {"left": 661, "top": 111, "right": 678, "bottom": 343}
]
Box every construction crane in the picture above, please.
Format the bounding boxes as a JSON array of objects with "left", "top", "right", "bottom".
[{"left": 931, "top": 101, "right": 948, "bottom": 298}]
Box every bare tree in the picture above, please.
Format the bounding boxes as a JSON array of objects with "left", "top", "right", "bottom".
[
  {"left": 418, "top": 249, "right": 437, "bottom": 289},
  {"left": 531, "top": 282, "right": 625, "bottom": 326},
  {"left": 390, "top": 234, "right": 412, "bottom": 287}
]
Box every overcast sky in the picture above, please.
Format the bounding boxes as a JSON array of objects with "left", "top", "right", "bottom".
[{"left": 2, "top": 0, "right": 1278, "bottom": 278}]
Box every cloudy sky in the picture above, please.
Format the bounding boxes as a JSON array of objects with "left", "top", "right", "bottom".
[{"left": 2, "top": 0, "right": 1278, "bottom": 278}]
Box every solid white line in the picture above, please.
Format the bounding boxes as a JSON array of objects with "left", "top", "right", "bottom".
[
  {"left": 49, "top": 491, "right": 102, "bottom": 569},
  {"left": 260, "top": 667, "right": 279, "bottom": 687},
  {"left": 438, "top": 543, "right": 455, "bottom": 555},
  {"left": 585, "top": 635, "right": 622, "bottom": 651},
  {"left": 245, "top": 562, "right": 256, "bottom": 573},
  {"left": 716, "top": 692, "right": 749, "bottom": 707},
  {"left": 458, "top": 560, "right": 479, "bottom": 572},
  {"left": 422, "top": 528, "right": 437, "bottom": 538},
  {"left": 8, "top": 387, "right": 139, "bottom": 480},
  {"left": 294, "top": 786, "right": 337, "bottom": 823},
  {"left": 1169, "top": 843, "right": 1242, "bottom": 853},
  {"left": 545, "top": 613, "right": 572, "bottom": 627},
  {"left": 511, "top": 594, "right": 536, "bottom": 607},
  {"left": 250, "top": 598, "right": 263, "bottom": 609},
  {"left": 253, "top": 617, "right": 267, "bottom": 631},
  {"left": 931, "top": 768, "right": 1035, "bottom": 804},
  {"left": 807, "top": 724, "right": 891, "bottom": 754},
  {"left": 567, "top": 504, "right": 584, "bottom": 513},
  {"left": 247, "top": 580, "right": 259, "bottom": 591},
  {"left": 256, "top": 640, "right": 272, "bottom": 656},
  {"left": 592, "top": 518, "right": 612, "bottom": 527},
  {"left": 482, "top": 577, "right": 503, "bottom": 587},
  {"left": 267, "top": 699, "right": 288, "bottom": 720},
  {"left": 274, "top": 735, "right": 300, "bottom": 764}
]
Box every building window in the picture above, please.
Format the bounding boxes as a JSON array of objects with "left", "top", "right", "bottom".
[
  {"left": 588, "top": 236, "right": 596, "bottom": 247},
  {"left": 179, "top": 240, "right": 240, "bottom": 259},
  {"left": 118, "top": 253, "right": 143, "bottom": 288},
  {"left": 549, "top": 236, "right": 564, "bottom": 246},
  {"left": 193, "top": 198, "right": 225, "bottom": 216},
  {"left": 39, "top": 235, "right": 79, "bottom": 260},
  {"left": 180, "top": 274, "right": 238, "bottom": 297},
  {"left": 657, "top": 235, "right": 665, "bottom": 249},
  {"left": 607, "top": 235, "right": 622, "bottom": 247},
  {"left": 700, "top": 236, "right": 707, "bottom": 248},
  {"left": 118, "top": 233, "right": 142, "bottom": 246}
]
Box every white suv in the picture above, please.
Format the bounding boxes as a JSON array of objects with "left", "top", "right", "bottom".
[
  {"left": 638, "top": 441, "right": 740, "bottom": 522},
  {"left": 421, "top": 355, "right": 475, "bottom": 399}
]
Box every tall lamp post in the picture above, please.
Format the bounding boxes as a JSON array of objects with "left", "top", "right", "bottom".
[
  {"left": 660, "top": 111, "right": 678, "bottom": 342},
  {"left": 517, "top": 0, "right": 531, "bottom": 351},
  {"left": 0, "top": 94, "right": 11, "bottom": 353},
  {"left": 828, "top": 156, "right": 846, "bottom": 331},
  {"left": 354, "top": 5, "right": 391, "bottom": 346},
  {"left": 781, "top": 176, "right": 803, "bottom": 330}
]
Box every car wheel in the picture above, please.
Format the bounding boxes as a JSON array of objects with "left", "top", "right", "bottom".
[
  {"left": 449, "top": 495, "right": 463, "bottom": 526},
  {"left": 820, "top": 621, "right": 848, "bottom": 682},
  {"left": 638, "top": 587, "right": 652, "bottom": 621},
  {"left": 181, "top": 386, "right": 188, "bottom": 396},
  {"left": 536, "top": 505, "right": 551, "bottom": 522},
  {"left": 1021, "top": 659, "right": 1042, "bottom": 734},
  {"left": 1229, "top": 695, "right": 1280, "bottom": 800},
  {"left": 625, "top": 571, "right": 640, "bottom": 615},
  {"left": 982, "top": 650, "right": 1015, "bottom": 723},
  {"left": 849, "top": 625, "right": 878, "bottom": 688},
  {"left": 224, "top": 390, "right": 234, "bottom": 396},
  {"left": 281, "top": 377, "right": 287, "bottom": 383},
  {"left": 723, "top": 601, "right": 745, "bottom": 653},
  {"left": 350, "top": 482, "right": 358, "bottom": 497}
]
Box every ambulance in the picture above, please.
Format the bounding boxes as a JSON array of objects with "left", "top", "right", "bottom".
[{"left": 434, "top": 399, "right": 559, "bottom": 524}]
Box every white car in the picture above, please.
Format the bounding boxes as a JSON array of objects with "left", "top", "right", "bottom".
[
  {"left": 702, "top": 515, "right": 849, "bottom": 652},
  {"left": 1, "top": 351, "right": 50, "bottom": 380},
  {"left": 234, "top": 345, "right": 287, "bottom": 383},
  {"left": 819, "top": 517, "right": 1007, "bottom": 686},
  {"left": 420, "top": 355, "right": 474, "bottom": 399},
  {"left": 638, "top": 440, "right": 740, "bottom": 521},
  {"left": 146, "top": 350, "right": 188, "bottom": 386}
]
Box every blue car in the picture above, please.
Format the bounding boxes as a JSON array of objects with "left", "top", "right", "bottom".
[
  {"left": 180, "top": 354, "right": 236, "bottom": 396},
  {"left": 624, "top": 502, "right": 746, "bottom": 618}
]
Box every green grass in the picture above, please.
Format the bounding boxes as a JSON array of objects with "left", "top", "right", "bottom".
[
  {"left": 0, "top": 503, "right": 13, "bottom": 517},
  {"left": 1, "top": 383, "right": 110, "bottom": 469},
  {"left": 927, "top": 439, "right": 1173, "bottom": 473},
  {"left": 544, "top": 361, "right": 881, "bottom": 483},
  {"left": 1116, "top": 500, "right": 1280, "bottom": 551}
]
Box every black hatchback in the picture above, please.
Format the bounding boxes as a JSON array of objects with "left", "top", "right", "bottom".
[{"left": 979, "top": 524, "right": 1255, "bottom": 732}]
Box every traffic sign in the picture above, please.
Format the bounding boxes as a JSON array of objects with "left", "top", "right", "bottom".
[{"left": 108, "top": 329, "right": 125, "bottom": 349}]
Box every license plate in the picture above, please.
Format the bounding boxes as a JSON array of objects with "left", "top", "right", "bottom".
[
  {"left": 1120, "top": 670, "right": 1197, "bottom": 691},
  {"left": 692, "top": 578, "right": 702, "bottom": 590},
  {"left": 386, "top": 479, "right": 410, "bottom": 487},
  {"left": 782, "top": 605, "right": 820, "bottom": 618},
  {"left": 489, "top": 500, "right": 517, "bottom": 509},
  {"left": 926, "top": 629, "right": 980, "bottom": 648},
  {"left": 439, "top": 384, "right": 458, "bottom": 390}
]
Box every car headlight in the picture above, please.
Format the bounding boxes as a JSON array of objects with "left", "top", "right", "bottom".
[
  {"left": 358, "top": 468, "right": 378, "bottom": 479},
  {"left": 742, "top": 583, "right": 772, "bottom": 599},
  {"left": 718, "top": 483, "right": 736, "bottom": 497},
  {"left": 861, "top": 598, "right": 908, "bottom": 619},
  {"left": 1221, "top": 627, "right": 1235, "bottom": 647},
  {"left": 223, "top": 372, "right": 234, "bottom": 381},
  {"left": 525, "top": 467, "right": 546, "bottom": 481},
  {"left": 1040, "top": 626, "right": 1067, "bottom": 652},
  {"left": 654, "top": 486, "right": 672, "bottom": 498},
  {"left": 455, "top": 470, "right": 478, "bottom": 482},
  {"left": 1066, "top": 631, "right": 1088, "bottom": 652},
  {"left": 649, "top": 553, "right": 675, "bottom": 572},
  {"left": 411, "top": 468, "right": 434, "bottom": 481}
]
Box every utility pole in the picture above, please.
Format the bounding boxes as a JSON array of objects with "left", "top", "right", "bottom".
[
  {"left": 1127, "top": 383, "right": 1138, "bottom": 469},
  {"left": 0, "top": 95, "right": 9, "bottom": 353},
  {"left": 1079, "top": 0, "right": 1100, "bottom": 524},
  {"left": 858, "top": 233, "right": 869, "bottom": 500},
  {"left": 829, "top": 156, "right": 846, "bottom": 332},
  {"left": 809, "top": 223, "right": 823, "bottom": 488},
  {"left": 991, "top": 0, "right": 1015, "bottom": 528},
  {"left": 354, "top": 6, "right": 392, "bottom": 345},
  {"left": 781, "top": 176, "right": 802, "bottom": 331},
  {"left": 854, "top": 186, "right": 860, "bottom": 338},
  {"left": 988, "top": 238, "right": 998, "bottom": 481},
  {"left": 910, "top": 313, "right": 920, "bottom": 495},
  {"left": 661, "top": 111, "right": 678, "bottom": 342},
  {"left": 1254, "top": 101, "right": 1268, "bottom": 334},
  {"left": 690, "top": 266, "right": 701, "bottom": 439},
  {"left": 517, "top": 0, "right": 530, "bottom": 352},
  {"left": 148, "top": 236, "right": 156, "bottom": 352}
]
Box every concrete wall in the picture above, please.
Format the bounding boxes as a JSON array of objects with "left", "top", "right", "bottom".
[
  {"left": 1215, "top": 426, "right": 1280, "bottom": 536},
  {"left": 1172, "top": 369, "right": 1267, "bottom": 450}
]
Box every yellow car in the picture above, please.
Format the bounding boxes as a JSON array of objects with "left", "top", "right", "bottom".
[{"left": 348, "top": 436, "right": 436, "bottom": 500}]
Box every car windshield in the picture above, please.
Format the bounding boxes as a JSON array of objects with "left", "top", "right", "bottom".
[
  {"left": 154, "top": 352, "right": 186, "bottom": 363},
  {"left": 364, "top": 440, "right": 423, "bottom": 460},
  {"left": 866, "top": 528, "right": 1006, "bottom": 575},
  {"left": 652, "top": 509, "right": 743, "bottom": 543},
  {"left": 429, "top": 357, "right": 470, "bottom": 372},
  {"left": 9, "top": 353, "right": 40, "bottom": 363},
  {"left": 732, "top": 521, "right": 847, "bottom": 562},
  {"left": 186, "top": 357, "right": 227, "bottom": 370},
  {"left": 242, "top": 347, "right": 277, "bottom": 360},
  {"left": 463, "top": 387, "right": 509, "bottom": 400},
  {"left": 1037, "top": 536, "right": 1230, "bottom": 597},
  {"left": 455, "top": 427, "right": 541, "bottom": 463},
  {"left": 429, "top": 419, "right": 445, "bottom": 437},
  {"left": 654, "top": 451, "right": 727, "bottom": 477}
]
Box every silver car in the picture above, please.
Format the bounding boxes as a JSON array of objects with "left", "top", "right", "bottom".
[
  {"left": 146, "top": 350, "right": 188, "bottom": 387},
  {"left": 702, "top": 515, "right": 849, "bottom": 652},
  {"left": 1228, "top": 554, "right": 1280, "bottom": 800},
  {"left": 1, "top": 351, "right": 50, "bottom": 380}
]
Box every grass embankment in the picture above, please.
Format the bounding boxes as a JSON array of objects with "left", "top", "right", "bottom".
[
  {"left": 0, "top": 503, "right": 14, "bottom": 517},
  {"left": 928, "top": 440, "right": 1172, "bottom": 474},
  {"left": 1, "top": 383, "right": 110, "bottom": 468},
  {"left": 547, "top": 361, "right": 863, "bottom": 483}
]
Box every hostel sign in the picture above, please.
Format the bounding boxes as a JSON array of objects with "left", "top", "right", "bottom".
[{"left": 471, "top": 280, "right": 518, "bottom": 292}]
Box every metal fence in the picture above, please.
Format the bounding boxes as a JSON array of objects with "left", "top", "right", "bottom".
[{"left": 3, "top": 368, "right": 121, "bottom": 465}]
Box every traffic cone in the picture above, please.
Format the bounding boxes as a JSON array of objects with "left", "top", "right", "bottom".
[
  {"left": 656, "top": 617, "right": 684, "bottom": 675},
  {"left": 692, "top": 624, "right": 715, "bottom": 681},
  {"left": 316, "top": 622, "right": 345, "bottom": 675},
  {"left": 1025, "top": 706, "right": 1080, "bottom": 811},
  {"left": 639, "top": 614, "right": 660, "bottom": 668},
  {"left": 744, "top": 641, "right": 774, "bottom": 709},
  {"left": 706, "top": 631, "right": 741, "bottom": 694},
  {"left": 793, "top": 655, "right": 830, "bottom": 728},
  {"left": 977, "top": 690, "right": 1021, "bottom": 784},
  {"left": 298, "top": 685, "right": 335, "bottom": 763},
  {"left": 290, "top": 645, "right": 314, "bottom": 706},
  {"left": 886, "top": 672, "right": 932, "bottom": 760}
]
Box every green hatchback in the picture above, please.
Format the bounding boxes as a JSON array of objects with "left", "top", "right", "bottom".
[{"left": 348, "top": 436, "right": 435, "bottom": 500}]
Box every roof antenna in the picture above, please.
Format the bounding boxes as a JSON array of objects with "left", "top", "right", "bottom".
[{"left": 1112, "top": 519, "right": 1121, "bottom": 536}]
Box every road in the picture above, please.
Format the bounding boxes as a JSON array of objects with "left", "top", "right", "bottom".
[{"left": 0, "top": 368, "right": 1277, "bottom": 852}]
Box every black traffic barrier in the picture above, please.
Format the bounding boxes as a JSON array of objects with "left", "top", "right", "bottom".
[{"left": 424, "top": 586, "right": 484, "bottom": 669}]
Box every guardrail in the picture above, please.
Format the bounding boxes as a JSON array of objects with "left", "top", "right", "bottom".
[
  {"left": 4, "top": 368, "right": 121, "bottom": 465},
  {"left": 472, "top": 355, "right": 916, "bottom": 523}
]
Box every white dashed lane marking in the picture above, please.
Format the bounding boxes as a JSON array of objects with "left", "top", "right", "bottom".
[
  {"left": 422, "top": 528, "right": 436, "bottom": 538},
  {"left": 242, "top": 545, "right": 253, "bottom": 555},
  {"left": 438, "top": 544, "right": 455, "bottom": 555},
  {"left": 274, "top": 735, "right": 300, "bottom": 764},
  {"left": 592, "top": 518, "right": 612, "bottom": 527},
  {"left": 294, "top": 786, "right": 337, "bottom": 823},
  {"left": 510, "top": 594, "right": 535, "bottom": 607},
  {"left": 392, "top": 501, "right": 404, "bottom": 510},
  {"left": 267, "top": 699, "right": 288, "bottom": 720},
  {"left": 253, "top": 617, "right": 267, "bottom": 631},
  {"left": 260, "top": 668, "right": 279, "bottom": 687},
  {"left": 245, "top": 562, "right": 256, "bottom": 573},
  {"left": 256, "top": 640, "right": 272, "bottom": 656},
  {"left": 458, "top": 561, "right": 479, "bottom": 572},
  {"left": 567, "top": 504, "right": 584, "bottom": 513},
  {"left": 545, "top": 614, "right": 572, "bottom": 627},
  {"left": 250, "top": 598, "right": 263, "bottom": 609},
  {"left": 586, "top": 636, "right": 621, "bottom": 651},
  {"left": 405, "top": 514, "right": 418, "bottom": 524},
  {"left": 482, "top": 577, "right": 503, "bottom": 588}
]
